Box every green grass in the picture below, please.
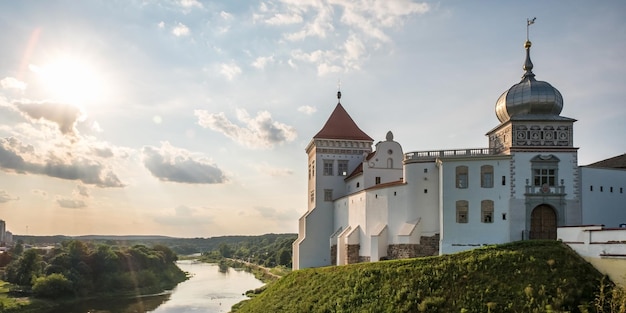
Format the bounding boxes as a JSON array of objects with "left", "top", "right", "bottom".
[
  {"left": 0, "top": 280, "right": 51, "bottom": 313},
  {"left": 233, "top": 241, "right": 619, "bottom": 313}
]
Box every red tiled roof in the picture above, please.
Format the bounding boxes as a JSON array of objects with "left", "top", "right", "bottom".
[
  {"left": 314, "top": 103, "right": 373, "bottom": 141},
  {"left": 586, "top": 153, "right": 626, "bottom": 169}
]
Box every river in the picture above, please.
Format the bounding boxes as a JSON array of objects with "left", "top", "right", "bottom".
[{"left": 46, "top": 260, "right": 265, "bottom": 313}]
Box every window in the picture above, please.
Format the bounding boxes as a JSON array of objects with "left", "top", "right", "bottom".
[
  {"left": 456, "top": 200, "right": 468, "bottom": 223},
  {"left": 600, "top": 186, "right": 604, "bottom": 192},
  {"left": 387, "top": 158, "right": 393, "bottom": 168},
  {"left": 323, "top": 160, "right": 334, "bottom": 176},
  {"left": 502, "top": 213, "right": 507, "bottom": 220},
  {"left": 531, "top": 155, "right": 559, "bottom": 187},
  {"left": 311, "top": 161, "right": 315, "bottom": 176},
  {"left": 502, "top": 175, "right": 506, "bottom": 186},
  {"left": 424, "top": 189, "right": 428, "bottom": 194},
  {"left": 308, "top": 164, "right": 311, "bottom": 179},
  {"left": 375, "top": 177, "right": 381, "bottom": 185},
  {"left": 424, "top": 168, "right": 428, "bottom": 173},
  {"left": 356, "top": 182, "right": 360, "bottom": 188},
  {"left": 610, "top": 187, "right": 613, "bottom": 193},
  {"left": 590, "top": 185, "right": 593, "bottom": 192},
  {"left": 533, "top": 169, "right": 556, "bottom": 187},
  {"left": 324, "top": 189, "right": 333, "bottom": 201},
  {"left": 481, "top": 200, "right": 494, "bottom": 223},
  {"left": 456, "top": 166, "right": 468, "bottom": 189},
  {"left": 338, "top": 160, "right": 349, "bottom": 176},
  {"left": 481, "top": 165, "right": 494, "bottom": 188},
  {"left": 310, "top": 190, "right": 314, "bottom": 203}
]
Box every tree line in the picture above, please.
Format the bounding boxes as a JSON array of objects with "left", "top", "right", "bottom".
[
  {"left": 2, "top": 240, "right": 187, "bottom": 299},
  {"left": 201, "top": 233, "right": 296, "bottom": 268}
]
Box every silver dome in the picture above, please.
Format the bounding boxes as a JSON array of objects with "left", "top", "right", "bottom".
[{"left": 495, "top": 41, "right": 563, "bottom": 123}]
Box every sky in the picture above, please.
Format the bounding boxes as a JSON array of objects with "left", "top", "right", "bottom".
[{"left": 0, "top": 1, "right": 624, "bottom": 238}]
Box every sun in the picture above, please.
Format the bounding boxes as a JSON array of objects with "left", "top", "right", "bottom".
[{"left": 30, "top": 56, "right": 106, "bottom": 106}]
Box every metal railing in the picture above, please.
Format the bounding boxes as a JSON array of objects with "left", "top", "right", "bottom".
[{"left": 404, "top": 148, "right": 495, "bottom": 161}]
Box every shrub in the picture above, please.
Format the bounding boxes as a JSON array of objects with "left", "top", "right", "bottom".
[{"left": 32, "top": 273, "right": 73, "bottom": 298}]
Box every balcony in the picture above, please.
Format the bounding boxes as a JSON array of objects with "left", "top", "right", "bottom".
[
  {"left": 525, "top": 184, "right": 565, "bottom": 195},
  {"left": 404, "top": 148, "right": 495, "bottom": 162}
]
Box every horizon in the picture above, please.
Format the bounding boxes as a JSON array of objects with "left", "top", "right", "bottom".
[{"left": 0, "top": 1, "right": 624, "bottom": 237}]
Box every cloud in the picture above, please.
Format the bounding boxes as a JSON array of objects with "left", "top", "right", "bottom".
[
  {"left": 152, "top": 205, "right": 214, "bottom": 227},
  {"left": 142, "top": 142, "right": 227, "bottom": 184},
  {"left": 158, "top": 21, "right": 165, "bottom": 29},
  {"left": 255, "top": 163, "right": 294, "bottom": 177},
  {"left": 219, "top": 62, "right": 242, "bottom": 81},
  {"left": 0, "top": 137, "right": 124, "bottom": 187},
  {"left": 13, "top": 100, "right": 82, "bottom": 135},
  {"left": 172, "top": 22, "right": 190, "bottom": 37},
  {"left": 1, "top": 77, "right": 26, "bottom": 91},
  {"left": 253, "top": 0, "right": 429, "bottom": 76},
  {"left": 265, "top": 13, "right": 303, "bottom": 25},
  {"left": 0, "top": 190, "right": 19, "bottom": 203},
  {"left": 298, "top": 105, "right": 317, "bottom": 115},
  {"left": 57, "top": 198, "right": 87, "bottom": 209},
  {"left": 195, "top": 109, "right": 297, "bottom": 149},
  {"left": 254, "top": 206, "right": 298, "bottom": 222},
  {"left": 179, "top": 0, "right": 203, "bottom": 9},
  {"left": 252, "top": 56, "right": 275, "bottom": 69},
  {"left": 220, "top": 11, "right": 233, "bottom": 20},
  {"left": 75, "top": 185, "right": 89, "bottom": 197}
]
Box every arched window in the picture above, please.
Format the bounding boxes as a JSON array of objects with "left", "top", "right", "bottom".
[
  {"left": 481, "top": 165, "right": 494, "bottom": 188},
  {"left": 456, "top": 200, "right": 468, "bottom": 223},
  {"left": 456, "top": 166, "right": 468, "bottom": 189},
  {"left": 481, "top": 200, "right": 494, "bottom": 223},
  {"left": 387, "top": 158, "right": 393, "bottom": 168}
]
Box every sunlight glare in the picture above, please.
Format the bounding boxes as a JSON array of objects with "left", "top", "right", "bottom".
[{"left": 30, "top": 56, "right": 107, "bottom": 106}]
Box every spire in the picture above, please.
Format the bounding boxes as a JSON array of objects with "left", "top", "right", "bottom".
[
  {"left": 523, "top": 17, "right": 536, "bottom": 80},
  {"left": 522, "top": 17, "right": 537, "bottom": 80},
  {"left": 337, "top": 79, "right": 342, "bottom": 103}
]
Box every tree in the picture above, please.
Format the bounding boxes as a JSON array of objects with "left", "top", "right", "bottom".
[
  {"left": 32, "top": 273, "right": 73, "bottom": 298},
  {"left": 218, "top": 243, "right": 232, "bottom": 258},
  {"left": 5, "top": 249, "right": 43, "bottom": 286},
  {"left": 12, "top": 240, "right": 24, "bottom": 255},
  {"left": 276, "top": 248, "right": 291, "bottom": 267}
]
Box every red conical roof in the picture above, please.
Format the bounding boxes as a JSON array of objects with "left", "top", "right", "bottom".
[{"left": 313, "top": 103, "right": 373, "bottom": 141}]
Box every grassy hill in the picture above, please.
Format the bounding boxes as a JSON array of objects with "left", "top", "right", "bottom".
[{"left": 233, "top": 241, "right": 618, "bottom": 313}]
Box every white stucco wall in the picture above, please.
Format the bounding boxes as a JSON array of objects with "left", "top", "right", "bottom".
[
  {"left": 439, "top": 156, "right": 512, "bottom": 254},
  {"left": 293, "top": 205, "right": 334, "bottom": 269},
  {"left": 404, "top": 161, "right": 439, "bottom": 235},
  {"left": 580, "top": 167, "right": 626, "bottom": 227}
]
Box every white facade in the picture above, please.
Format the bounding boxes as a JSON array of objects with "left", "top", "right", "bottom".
[
  {"left": 293, "top": 39, "right": 626, "bottom": 270},
  {"left": 580, "top": 166, "right": 626, "bottom": 227}
]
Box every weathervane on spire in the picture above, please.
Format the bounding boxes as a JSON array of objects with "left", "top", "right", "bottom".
[
  {"left": 526, "top": 17, "right": 536, "bottom": 42},
  {"left": 337, "top": 78, "right": 342, "bottom": 103}
]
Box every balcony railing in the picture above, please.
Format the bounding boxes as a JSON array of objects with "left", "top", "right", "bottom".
[
  {"left": 404, "top": 148, "right": 495, "bottom": 161},
  {"left": 525, "top": 185, "right": 565, "bottom": 195}
]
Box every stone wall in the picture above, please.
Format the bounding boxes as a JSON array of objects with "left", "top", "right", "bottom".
[
  {"left": 346, "top": 244, "right": 360, "bottom": 264},
  {"left": 330, "top": 244, "right": 337, "bottom": 265},
  {"left": 387, "top": 234, "right": 440, "bottom": 259}
]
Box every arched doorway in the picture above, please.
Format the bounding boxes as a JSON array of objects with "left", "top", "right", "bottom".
[{"left": 530, "top": 204, "right": 557, "bottom": 239}]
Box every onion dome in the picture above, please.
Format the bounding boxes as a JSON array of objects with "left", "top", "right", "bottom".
[{"left": 495, "top": 40, "right": 563, "bottom": 123}]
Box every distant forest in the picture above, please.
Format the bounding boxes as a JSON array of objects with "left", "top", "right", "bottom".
[{"left": 15, "top": 233, "right": 297, "bottom": 268}]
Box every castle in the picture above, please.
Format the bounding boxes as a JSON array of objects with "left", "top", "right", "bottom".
[{"left": 292, "top": 35, "right": 626, "bottom": 270}]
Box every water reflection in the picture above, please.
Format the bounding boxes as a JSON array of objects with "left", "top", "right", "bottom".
[{"left": 46, "top": 260, "right": 264, "bottom": 313}]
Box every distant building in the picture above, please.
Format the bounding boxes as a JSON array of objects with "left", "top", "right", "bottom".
[
  {"left": 4, "top": 231, "right": 12, "bottom": 245},
  {"left": 0, "top": 220, "right": 5, "bottom": 245},
  {"left": 293, "top": 37, "right": 626, "bottom": 270}
]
